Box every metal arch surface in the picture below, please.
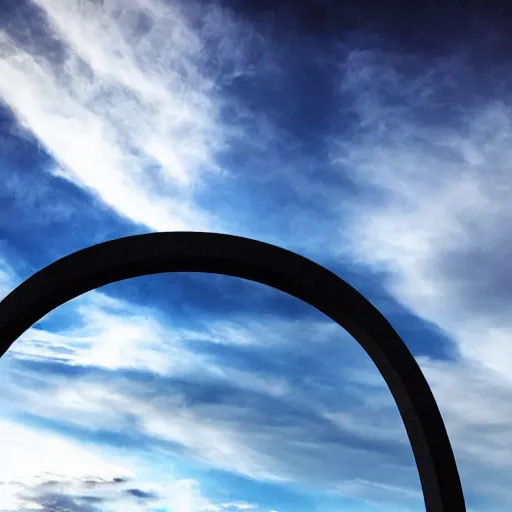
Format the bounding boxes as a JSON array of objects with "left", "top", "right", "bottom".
[{"left": 0, "top": 232, "right": 466, "bottom": 511}]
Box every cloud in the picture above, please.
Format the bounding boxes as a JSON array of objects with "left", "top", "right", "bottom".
[
  {"left": 0, "top": 0, "right": 273, "bottom": 232},
  {"left": 6, "top": 2, "right": 511, "bottom": 510},
  {"left": 330, "top": 43, "right": 512, "bottom": 509},
  {"left": 335, "top": 47, "right": 512, "bottom": 358},
  {"left": 0, "top": 257, "right": 18, "bottom": 301},
  {"left": 1, "top": 268, "right": 422, "bottom": 507},
  {"left": 8, "top": 288, "right": 298, "bottom": 402},
  {"left": 417, "top": 357, "right": 512, "bottom": 506},
  {"left": 124, "top": 487, "right": 157, "bottom": 499},
  {"left": 12, "top": 290, "right": 200, "bottom": 374},
  {"left": 0, "top": 417, "right": 266, "bottom": 512},
  {"left": 0, "top": 418, "right": 134, "bottom": 511},
  {"left": 4, "top": 351, "right": 421, "bottom": 508}
]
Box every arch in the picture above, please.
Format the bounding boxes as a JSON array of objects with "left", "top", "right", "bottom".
[{"left": 0, "top": 232, "right": 466, "bottom": 511}]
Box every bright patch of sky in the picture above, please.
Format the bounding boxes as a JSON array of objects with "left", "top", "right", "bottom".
[{"left": 1, "top": 0, "right": 512, "bottom": 511}]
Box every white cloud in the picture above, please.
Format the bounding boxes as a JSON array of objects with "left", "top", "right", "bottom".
[
  {"left": 2, "top": 279, "right": 420, "bottom": 504},
  {"left": 331, "top": 46, "right": 512, "bottom": 508},
  {"left": 9, "top": 289, "right": 295, "bottom": 400},
  {"left": 0, "top": 417, "right": 266, "bottom": 512},
  {"left": 13, "top": 290, "right": 199, "bottom": 374},
  {"left": 416, "top": 357, "right": 512, "bottom": 509},
  {"left": 3, "top": 364, "right": 420, "bottom": 506},
  {"left": 0, "top": 418, "right": 134, "bottom": 511},
  {"left": 336, "top": 51, "right": 512, "bottom": 376},
  {"left": 335, "top": 478, "right": 422, "bottom": 504},
  {"left": 219, "top": 503, "right": 257, "bottom": 511},
  {"left": 202, "top": 316, "right": 342, "bottom": 348},
  {"left": 0, "top": 258, "right": 18, "bottom": 301},
  {"left": 324, "top": 409, "right": 407, "bottom": 444},
  {"left": 0, "top": 419, "right": 132, "bottom": 483},
  {"left": 0, "top": 0, "right": 270, "bottom": 232}
]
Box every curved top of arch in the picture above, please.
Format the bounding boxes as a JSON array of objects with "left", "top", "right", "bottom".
[{"left": 0, "top": 231, "right": 465, "bottom": 511}]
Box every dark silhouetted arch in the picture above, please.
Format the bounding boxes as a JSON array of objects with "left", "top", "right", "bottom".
[{"left": 0, "top": 232, "right": 466, "bottom": 511}]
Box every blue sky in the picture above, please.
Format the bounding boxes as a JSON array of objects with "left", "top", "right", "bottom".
[{"left": 1, "top": 0, "right": 512, "bottom": 510}]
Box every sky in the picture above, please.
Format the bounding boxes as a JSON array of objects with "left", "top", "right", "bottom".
[{"left": 1, "top": 0, "right": 512, "bottom": 510}]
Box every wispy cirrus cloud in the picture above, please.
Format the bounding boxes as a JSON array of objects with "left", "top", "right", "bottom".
[
  {"left": 6, "top": 368, "right": 419, "bottom": 504},
  {"left": 8, "top": 288, "right": 296, "bottom": 397},
  {"left": 0, "top": 247, "right": 420, "bottom": 509},
  {"left": 3, "top": 301, "right": 420, "bottom": 511},
  {"left": 330, "top": 43, "right": 512, "bottom": 509},
  {"left": 0, "top": 0, "right": 275, "bottom": 232},
  {"left": 335, "top": 46, "right": 512, "bottom": 377}
]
